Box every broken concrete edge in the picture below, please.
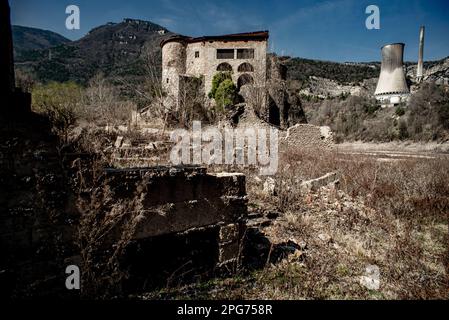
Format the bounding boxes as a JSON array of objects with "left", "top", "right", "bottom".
[
  {"left": 300, "top": 171, "right": 340, "bottom": 193},
  {"left": 132, "top": 196, "right": 248, "bottom": 240},
  {"left": 103, "top": 165, "right": 208, "bottom": 175},
  {"left": 215, "top": 172, "right": 245, "bottom": 178}
]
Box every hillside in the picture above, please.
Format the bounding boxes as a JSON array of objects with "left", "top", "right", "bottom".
[
  {"left": 12, "top": 25, "right": 71, "bottom": 60},
  {"left": 407, "top": 56, "right": 449, "bottom": 84},
  {"left": 284, "top": 57, "right": 380, "bottom": 85},
  {"left": 286, "top": 56, "right": 449, "bottom": 99},
  {"left": 14, "top": 19, "right": 173, "bottom": 84}
]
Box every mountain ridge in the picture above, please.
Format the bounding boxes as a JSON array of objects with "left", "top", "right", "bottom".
[
  {"left": 13, "top": 20, "right": 449, "bottom": 88},
  {"left": 12, "top": 25, "right": 71, "bottom": 60},
  {"left": 14, "top": 18, "right": 173, "bottom": 84}
]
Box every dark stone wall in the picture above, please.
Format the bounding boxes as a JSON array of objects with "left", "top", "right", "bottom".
[
  {"left": 0, "top": 115, "right": 79, "bottom": 298},
  {"left": 0, "top": 119, "right": 248, "bottom": 297},
  {"left": 0, "top": 0, "right": 31, "bottom": 119},
  {"left": 266, "top": 54, "right": 307, "bottom": 128},
  {"left": 0, "top": 0, "right": 15, "bottom": 94}
]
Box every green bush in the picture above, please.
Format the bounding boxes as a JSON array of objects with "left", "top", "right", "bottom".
[
  {"left": 214, "top": 79, "right": 237, "bottom": 110},
  {"left": 395, "top": 106, "right": 405, "bottom": 116},
  {"left": 208, "top": 72, "right": 232, "bottom": 99},
  {"left": 364, "top": 103, "right": 380, "bottom": 115}
]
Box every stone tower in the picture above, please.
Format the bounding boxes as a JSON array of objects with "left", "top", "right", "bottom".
[{"left": 161, "top": 37, "right": 187, "bottom": 110}]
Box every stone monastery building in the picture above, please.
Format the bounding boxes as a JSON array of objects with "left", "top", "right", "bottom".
[{"left": 160, "top": 31, "right": 269, "bottom": 108}]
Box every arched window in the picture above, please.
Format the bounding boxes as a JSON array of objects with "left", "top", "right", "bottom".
[
  {"left": 238, "top": 62, "right": 254, "bottom": 72},
  {"left": 237, "top": 74, "right": 254, "bottom": 89},
  {"left": 216, "top": 62, "right": 233, "bottom": 72}
]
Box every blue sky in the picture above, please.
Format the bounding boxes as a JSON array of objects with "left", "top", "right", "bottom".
[{"left": 9, "top": 0, "right": 449, "bottom": 62}]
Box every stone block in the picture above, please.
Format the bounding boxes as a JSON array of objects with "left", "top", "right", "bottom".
[{"left": 219, "top": 241, "right": 240, "bottom": 263}]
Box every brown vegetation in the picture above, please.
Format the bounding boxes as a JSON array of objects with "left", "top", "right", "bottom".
[{"left": 143, "top": 148, "right": 448, "bottom": 299}]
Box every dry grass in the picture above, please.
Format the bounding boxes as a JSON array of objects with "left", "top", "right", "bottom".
[
  {"left": 148, "top": 147, "right": 448, "bottom": 300},
  {"left": 254, "top": 149, "right": 448, "bottom": 299}
]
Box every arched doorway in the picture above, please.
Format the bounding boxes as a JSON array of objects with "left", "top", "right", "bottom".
[
  {"left": 237, "top": 74, "right": 254, "bottom": 89},
  {"left": 216, "top": 62, "right": 233, "bottom": 72}
]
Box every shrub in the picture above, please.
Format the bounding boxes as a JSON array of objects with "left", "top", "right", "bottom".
[
  {"left": 438, "top": 100, "right": 449, "bottom": 130},
  {"left": 395, "top": 106, "right": 405, "bottom": 116},
  {"left": 208, "top": 72, "right": 232, "bottom": 99},
  {"left": 15, "top": 69, "right": 35, "bottom": 92},
  {"left": 397, "top": 120, "right": 409, "bottom": 140},
  {"left": 303, "top": 84, "right": 449, "bottom": 142},
  {"left": 214, "top": 79, "right": 237, "bottom": 110},
  {"left": 407, "top": 83, "right": 449, "bottom": 140},
  {"left": 84, "top": 72, "right": 133, "bottom": 125},
  {"left": 364, "top": 103, "right": 380, "bottom": 115}
]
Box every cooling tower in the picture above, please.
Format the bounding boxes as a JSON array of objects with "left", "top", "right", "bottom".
[
  {"left": 375, "top": 43, "right": 410, "bottom": 104},
  {"left": 416, "top": 26, "right": 425, "bottom": 82}
]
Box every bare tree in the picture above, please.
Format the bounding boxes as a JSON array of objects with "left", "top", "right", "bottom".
[
  {"left": 178, "top": 75, "right": 208, "bottom": 127},
  {"left": 243, "top": 70, "right": 267, "bottom": 118},
  {"left": 84, "top": 72, "right": 134, "bottom": 127}
]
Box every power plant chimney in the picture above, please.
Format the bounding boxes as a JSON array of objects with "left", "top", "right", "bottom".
[
  {"left": 374, "top": 43, "right": 410, "bottom": 105},
  {"left": 416, "top": 26, "right": 425, "bottom": 83}
]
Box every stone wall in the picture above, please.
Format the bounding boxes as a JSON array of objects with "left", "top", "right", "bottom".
[
  {"left": 257, "top": 55, "right": 307, "bottom": 129},
  {"left": 0, "top": 115, "right": 79, "bottom": 298},
  {"left": 185, "top": 40, "right": 267, "bottom": 98},
  {"left": 281, "top": 124, "right": 335, "bottom": 150},
  {"left": 103, "top": 168, "right": 247, "bottom": 265}
]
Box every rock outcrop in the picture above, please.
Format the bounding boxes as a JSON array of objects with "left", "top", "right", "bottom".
[{"left": 263, "top": 54, "right": 307, "bottom": 129}]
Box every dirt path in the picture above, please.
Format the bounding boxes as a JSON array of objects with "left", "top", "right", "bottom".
[{"left": 336, "top": 141, "right": 449, "bottom": 162}]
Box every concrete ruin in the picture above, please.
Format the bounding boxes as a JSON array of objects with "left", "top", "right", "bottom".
[
  {"left": 300, "top": 171, "right": 340, "bottom": 194},
  {"left": 103, "top": 167, "right": 247, "bottom": 271}
]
